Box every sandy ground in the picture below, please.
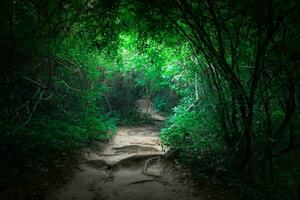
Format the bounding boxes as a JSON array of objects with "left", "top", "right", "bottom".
[
  {"left": 48, "top": 99, "right": 227, "bottom": 200},
  {"left": 136, "top": 99, "right": 166, "bottom": 121},
  {"left": 49, "top": 125, "right": 207, "bottom": 200}
]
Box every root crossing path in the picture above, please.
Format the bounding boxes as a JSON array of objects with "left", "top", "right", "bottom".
[
  {"left": 49, "top": 100, "right": 222, "bottom": 200},
  {"left": 49, "top": 124, "right": 217, "bottom": 200}
]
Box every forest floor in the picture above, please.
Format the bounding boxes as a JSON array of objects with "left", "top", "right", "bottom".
[{"left": 48, "top": 99, "right": 229, "bottom": 200}]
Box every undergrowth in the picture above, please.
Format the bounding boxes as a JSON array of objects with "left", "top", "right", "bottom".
[
  {"left": 0, "top": 114, "right": 116, "bottom": 199},
  {"left": 160, "top": 105, "right": 300, "bottom": 200}
]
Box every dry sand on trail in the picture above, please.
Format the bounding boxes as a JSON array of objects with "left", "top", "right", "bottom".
[
  {"left": 49, "top": 125, "right": 208, "bottom": 200},
  {"left": 48, "top": 99, "right": 225, "bottom": 200}
]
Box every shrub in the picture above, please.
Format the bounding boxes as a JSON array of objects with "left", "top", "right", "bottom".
[{"left": 160, "top": 107, "right": 225, "bottom": 173}]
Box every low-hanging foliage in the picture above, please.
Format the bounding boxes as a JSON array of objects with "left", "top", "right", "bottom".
[
  {"left": 161, "top": 100, "right": 225, "bottom": 172},
  {"left": 1, "top": 0, "right": 300, "bottom": 199}
]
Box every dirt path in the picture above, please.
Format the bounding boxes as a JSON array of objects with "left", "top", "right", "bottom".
[
  {"left": 49, "top": 99, "right": 225, "bottom": 200},
  {"left": 49, "top": 125, "right": 204, "bottom": 200}
]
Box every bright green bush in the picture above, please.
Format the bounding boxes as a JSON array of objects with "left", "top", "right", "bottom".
[{"left": 161, "top": 107, "right": 225, "bottom": 172}]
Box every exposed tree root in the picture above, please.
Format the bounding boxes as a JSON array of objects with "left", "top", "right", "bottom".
[
  {"left": 128, "top": 179, "right": 167, "bottom": 185},
  {"left": 98, "top": 153, "right": 123, "bottom": 156},
  {"left": 143, "top": 156, "right": 162, "bottom": 177},
  {"left": 112, "top": 145, "right": 159, "bottom": 152},
  {"left": 128, "top": 179, "right": 155, "bottom": 185},
  {"left": 109, "top": 153, "right": 164, "bottom": 168}
]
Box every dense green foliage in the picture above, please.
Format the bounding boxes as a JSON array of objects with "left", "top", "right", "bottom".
[{"left": 1, "top": 0, "right": 300, "bottom": 199}]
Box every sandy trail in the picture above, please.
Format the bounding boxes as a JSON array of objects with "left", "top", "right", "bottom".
[
  {"left": 49, "top": 100, "right": 216, "bottom": 200},
  {"left": 49, "top": 125, "right": 208, "bottom": 200}
]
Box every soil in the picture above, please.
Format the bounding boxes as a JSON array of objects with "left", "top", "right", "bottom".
[{"left": 48, "top": 99, "right": 229, "bottom": 200}]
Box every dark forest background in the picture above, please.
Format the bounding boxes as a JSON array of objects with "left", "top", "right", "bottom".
[{"left": 0, "top": 0, "right": 299, "bottom": 199}]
